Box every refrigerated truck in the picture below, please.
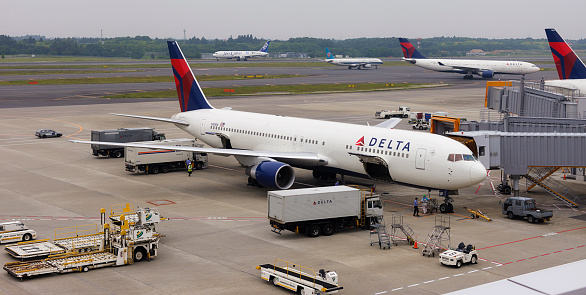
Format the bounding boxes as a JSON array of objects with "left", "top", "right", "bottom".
[
  {"left": 268, "top": 186, "right": 383, "bottom": 237},
  {"left": 91, "top": 128, "right": 165, "bottom": 158},
  {"left": 124, "top": 138, "right": 208, "bottom": 174}
]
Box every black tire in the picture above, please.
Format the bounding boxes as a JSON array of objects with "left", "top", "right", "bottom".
[
  {"left": 507, "top": 211, "right": 514, "bottom": 219},
  {"left": 312, "top": 170, "right": 321, "bottom": 179},
  {"left": 413, "top": 126, "right": 417, "bottom": 129},
  {"left": 527, "top": 215, "right": 535, "bottom": 223},
  {"left": 22, "top": 233, "right": 32, "bottom": 242},
  {"left": 42, "top": 135, "right": 46, "bottom": 138},
  {"left": 82, "top": 266, "right": 89, "bottom": 272},
  {"left": 503, "top": 187, "right": 512, "bottom": 194},
  {"left": 439, "top": 204, "right": 448, "bottom": 213},
  {"left": 471, "top": 214, "right": 476, "bottom": 219},
  {"left": 385, "top": 115, "right": 390, "bottom": 119},
  {"left": 113, "top": 150, "right": 123, "bottom": 158},
  {"left": 419, "top": 126, "right": 424, "bottom": 130},
  {"left": 403, "top": 114, "right": 408, "bottom": 118},
  {"left": 161, "top": 166, "right": 170, "bottom": 173},
  {"left": 322, "top": 223, "right": 335, "bottom": 236},
  {"left": 456, "top": 260, "right": 462, "bottom": 268},
  {"left": 134, "top": 248, "right": 146, "bottom": 262},
  {"left": 150, "top": 166, "right": 160, "bottom": 174},
  {"left": 57, "top": 134, "right": 62, "bottom": 137},
  {"left": 447, "top": 203, "right": 453, "bottom": 213},
  {"left": 308, "top": 224, "right": 321, "bottom": 237},
  {"left": 471, "top": 255, "right": 478, "bottom": 264},
  {"left": 247, "top": 177, "right": 255, "bottom": 186},
  {"left": 196, "top": 162, "right": 203, "bottom": 170}
]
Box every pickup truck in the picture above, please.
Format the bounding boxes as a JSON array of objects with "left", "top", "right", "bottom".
[{"left": 502, "top": 197, "right": 553, "bottom": 223}]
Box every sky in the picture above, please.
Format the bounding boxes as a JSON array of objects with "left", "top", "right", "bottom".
[{"left": 3, "top": 0, "right": 586, "bottom": 41}]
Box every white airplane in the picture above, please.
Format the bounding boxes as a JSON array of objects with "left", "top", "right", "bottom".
[
  {"left": 70, "top": 41, "right": 486, "bottom": 193},
  {"left": 324, "top": 48, "right": 383, "bottom": 69},
  {"left": 399, "top": 38, "right": 540, "bottom": 79},
  {"left": 212, "top": 40, "right": 270, "bottom": 61},
  {"left": 544, "top": 28, "right": 586, "bottom": 92}
]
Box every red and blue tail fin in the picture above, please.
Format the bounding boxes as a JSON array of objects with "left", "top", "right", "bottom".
[
  {"left": 167, "top": 41, "right": 213, "bottom": 112},
  {"left": 545, "top": 28, "right": 586, "bottom": 80},
  {"left": 399, "top": 38, "right": 426, "bottom": 59}
]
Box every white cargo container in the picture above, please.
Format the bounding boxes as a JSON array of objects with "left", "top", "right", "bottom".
[
  {"left": 268, "top": 186, "right": 383, "bottom": 237},
  {"left": 124, "top": 138, "right": 208, "bottom": 174}
]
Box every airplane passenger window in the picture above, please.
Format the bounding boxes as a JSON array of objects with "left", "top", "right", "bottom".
[{"left": 406, "top": 154, "right": 409, "bottom": 158}]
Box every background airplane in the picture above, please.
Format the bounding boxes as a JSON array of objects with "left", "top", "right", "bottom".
[
  {"left": 399, "top": 38, "right": 540, "bottom": 79},
  {"left": 324, "top": 48, "right": 383, "bottom": 69},
  {"left": 71, "top": 41, "right": 486, "bottom": 192},
  {"left": 212, "top": 40, "right": 270, "bottom": 61},
  {"left": 544, "top": 28, "right": 586, "bottom": 92}
]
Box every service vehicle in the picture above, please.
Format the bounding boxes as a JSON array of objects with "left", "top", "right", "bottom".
[
  {"left": 91, "top": 128, "right": 165, "bottom": 158},
  {"left": 35, "top": 129, "right": 62, "bottom": 138},
  {"left": 412, "top": 121, "right": 429, "bottom": 130},
  {"left": 0, "top": 222, "right": 36, "bottom": 244},
  {"left": 268, "top": 186, "right": 383, "bottom": 237},
  {"left": 124, "top": 138, "right": 208, "bottom": 174},
  {"left": 3, "top": 204, "right": 164, "bottom": 279},
  {"left": 257, "top": 259, "right": 342, "bottom": 294},
  {"left": 439, "top": 242, "right": 478, "bottom": 268},
  {"left": 375, "top": 106, "right": 410, "bottom": 119},
  {"left": 502, "top": 196, "right": 553, "bottom": 223}
]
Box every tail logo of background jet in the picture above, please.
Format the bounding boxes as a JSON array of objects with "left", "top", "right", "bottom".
[
  {"left": 546, "top": 28, "right": 586, "bottom": 80},
  {"left": 260, "top": 41, "right": 270, "bottom": 52},
  {"left": 355, "top": 136, "right": 365, "bottom": 146}
]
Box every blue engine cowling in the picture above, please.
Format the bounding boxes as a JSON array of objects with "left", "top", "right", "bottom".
[
  {"left": 481, "top": 70, "right": 494, "bottom": 78},
  {"left": 245, "top": 161, "right": 295, "bottom": 189}
]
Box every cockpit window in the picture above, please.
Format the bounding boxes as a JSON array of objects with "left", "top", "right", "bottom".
[{"left": 447, "top": 154, "right": 476, "bottom": 162}]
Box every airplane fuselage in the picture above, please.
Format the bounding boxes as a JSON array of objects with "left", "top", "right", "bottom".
[
  {"left": 172, "top": 108, "right": 486, "bottom": 190},
  {"left": 404, "top": 58, "right": 540, "bottom": 76},
  {"left": 326, "top": 58, "right": 383, "bottom": 68},
  {"left": 212, "top": 51, "right": 268, "bottom": 60}
]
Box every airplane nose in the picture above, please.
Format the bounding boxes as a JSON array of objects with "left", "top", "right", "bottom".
[{"left": 469, "top": 162, "right": 487, "bottom": 185}]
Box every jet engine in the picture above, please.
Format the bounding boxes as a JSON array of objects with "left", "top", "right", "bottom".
[
  {"left": 481, "top": 70, "right": 494, "bottom": 78},
  {"left": 363, "top": 64, "right": 372, "bottom": 68},
  {"left": 245, "top": 161, "right": 295, "bottom": 189}
]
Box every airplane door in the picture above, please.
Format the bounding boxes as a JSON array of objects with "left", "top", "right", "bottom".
[
  {"left": 299, "top": 136, "right": 304, "bottom": 147},
  {"left": 200, "top": 119, "right": 206, "bottom": 135},
  {"left": 416, "top": 148, "right": 426, "bottom": 170}
]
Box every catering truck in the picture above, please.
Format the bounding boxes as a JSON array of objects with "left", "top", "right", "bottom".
[
  {"left": 124, "top": 138, "right": 208, "bottom": 174},
  {"left": 375, "top": 106, "right": 410, "bottom": 119},
  {"left": 268, "top": 186, "right": 383, "bottom": 237},
  {"left": 91, "top": 128, "right": 165, "bottom": 158}
]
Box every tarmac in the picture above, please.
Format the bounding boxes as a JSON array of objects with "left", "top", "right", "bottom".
[{"left": 1, "top": 63, "right": 585, "bottom": 294}]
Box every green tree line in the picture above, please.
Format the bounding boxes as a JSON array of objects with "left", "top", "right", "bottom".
[{"left": 2, "top": 34, "right": 585, "bottom": 59}]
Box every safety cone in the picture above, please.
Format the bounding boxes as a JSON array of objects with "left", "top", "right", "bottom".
[
  {"left": 413, "top": 237, "right": 418, "bottom": 249},
  {"left": 563, "top": 174, "right": 567, "bottom": 180}
]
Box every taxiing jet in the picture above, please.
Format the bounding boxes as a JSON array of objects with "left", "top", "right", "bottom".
[
  {"left": 324, "top": 48, "right": 383, "bottom": 69},
  {"left": 212, "top": 40, "right": 270, "bottom": 61},
  {"left": 544, "top": 28, "right": 586, "bottom": 92},
  {"left": 71, "top": 41, "right": 486, "bottom": 192},
  {"left": 399, "top": 38, "right": 540, "bottom": 79}
]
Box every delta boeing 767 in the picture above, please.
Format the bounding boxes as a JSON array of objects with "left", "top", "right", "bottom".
[{"left": 71, "top": 41, "right": 486, "bottom": 193}]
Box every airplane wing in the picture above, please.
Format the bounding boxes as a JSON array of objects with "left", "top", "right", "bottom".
[
  {"left": 110, "top": 113, "right": 189, "bottom": 126},
  {"left": 69, "top": 140, "right": 328, "bottom": 166},
  {"left": 437, "top": 62, "right": 485, "bottom": 73},
  {"left": 374, "top": 118, "right": 402, "bottom": 129}
]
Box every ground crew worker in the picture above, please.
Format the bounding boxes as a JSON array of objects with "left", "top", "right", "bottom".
[
  {"left": 422, "top": 195, "right": 429, "bottom": 214},
  {"left": 413, "top": 197, "right": 419, "bottom": 217},
  {"left": 187, "top": 163, "right": 193, "bottom": 177}
]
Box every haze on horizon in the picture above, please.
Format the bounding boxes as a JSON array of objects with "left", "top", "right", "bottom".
[{"left": 4, "top": 0, "right": 586, "bottom": 41}]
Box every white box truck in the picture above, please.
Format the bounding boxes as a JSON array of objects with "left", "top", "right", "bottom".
[
  {"left": 124, "top": 138, "right": 208, "bottom": 174},
  {"left": 268, "top": 186, "right": 383, "bottom": 237}
]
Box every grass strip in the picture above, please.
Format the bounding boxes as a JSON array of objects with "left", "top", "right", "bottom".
[
  {"left": 0, "top": 74, "right": 306, "bottom": 85},
  {"left": 104, "top": 82, "right": 448, "bottom": 98},
  {"left": 0, "top": 70, "right": 145, "bottom": 76}
]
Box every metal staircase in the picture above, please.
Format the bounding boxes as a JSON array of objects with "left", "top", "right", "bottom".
[
  {"left": 390, "top": 215, "right": 415, "bottom": 246},
  {"left": 422, "top": 216, "right": 451, "bottom": 257},
  {"left": 525, "top": 167, "right": 580, "bottom": 208},
  {"left": 370, "top": 216, "right": 391, "bottom": 250}
]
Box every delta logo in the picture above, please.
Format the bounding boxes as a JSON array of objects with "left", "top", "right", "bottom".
[
  {"left": 136, "top": 231, "right": 144, "bottom": 238},
  {"left": 355, "top": 136, "right": 411, "bottom": 151},
  {"left": 313, "top": 199, "right": 333, "bottom": 205}
]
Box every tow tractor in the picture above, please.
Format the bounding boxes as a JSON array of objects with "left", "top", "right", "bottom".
[
  {"left": 464, "top": 207, "right": 492, "bottom": 221},
  {"left": 439, "top": 242, "right": 478, "bottom": 268},
  {"left": 257, "top": 259, "right": 343, "bottom": 294},
  {"left": 3, "top": 204, "right": 163, "bottom": 279},
  {"left": 0, "top": 222, "right": 37, "bottom": 244}
]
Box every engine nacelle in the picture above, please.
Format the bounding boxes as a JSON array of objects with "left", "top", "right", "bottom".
[
  {"left": 245, "top": 161, "right": 295, "bottom": 189},
  {"left": 363, "top": 64, "right": 372, "bottom": 68},
  {"left": 481, "top": 70, "right": 494, "bottom": 78}
]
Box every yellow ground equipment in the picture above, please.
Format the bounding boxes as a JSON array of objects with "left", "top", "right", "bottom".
[{"left": 464, "top": 207, "right": 492, "bottom": 221}]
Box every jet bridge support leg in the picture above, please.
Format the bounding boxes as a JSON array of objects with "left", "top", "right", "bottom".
[{"left": 511, "top": 175, "right": 521, "bottom": 197}]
